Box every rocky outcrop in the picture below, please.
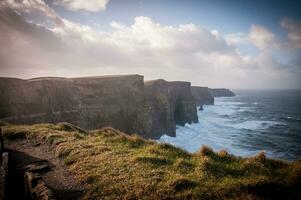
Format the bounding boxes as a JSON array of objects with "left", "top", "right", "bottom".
[
  {"left": 191, "top": 86, "right": 214, "bottom": 107},
  {"left": 0, "top": 75, "right": 199, "bottom": 139},
  {"left": 209, "top": 88, "right": 235, "bottom": 97},
  {"left": 144, "top": 80, "right": 198, "bottom": 139},
  {"left": 0, "top": 129, "right": 8, "bottom": 200},
  {"left": 24, "top": 171, "right": 55, "bottom": 200}
]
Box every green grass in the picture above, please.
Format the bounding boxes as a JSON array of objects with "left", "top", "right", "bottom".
[{"left": 2, "top": 123, "right": 301, "bottom": 200}]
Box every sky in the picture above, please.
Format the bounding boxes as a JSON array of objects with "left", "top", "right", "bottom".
[{"left": 0, "top": 0, "right": 301, "bottom": 89}]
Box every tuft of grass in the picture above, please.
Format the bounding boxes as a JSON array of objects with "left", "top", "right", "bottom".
[
  {"left": 199, "top": 145, "right": 214, "bottom": 157},
  {"left": 2, "top": 123, "right": 301, "bottom": 200},
  {"left": 56, "top": 122, "right": 87, "bottom": 134}
]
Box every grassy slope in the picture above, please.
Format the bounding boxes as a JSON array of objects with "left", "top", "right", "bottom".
[{"left": 2, "top": 123, "right": 301, "bottom": 200}]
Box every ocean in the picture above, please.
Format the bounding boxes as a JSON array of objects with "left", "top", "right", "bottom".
[{"left": 159, "top": 90, "right": 301, "bottom": 161}]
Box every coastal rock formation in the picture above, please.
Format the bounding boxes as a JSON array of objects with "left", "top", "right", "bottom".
[
  {"left": 0, "top": 75, "right": 198, "bottom": 139},
  {"left": 144, "top": 80, "right": 198, "bottom": 139},
  {"left": 209, "top": 88, "right": 235, "bottom": 97},
  {"left": 0, "top": 75, "right": 149, "bottom": 135},
  {"left": 167, "top": 81, "right": 198, "bottom": 126},
  {"left": 144, "top": 79, "right": 173, "bottom": 138},
  {"left": 191, "top": 86, "right": 214, "bottom": 107}
]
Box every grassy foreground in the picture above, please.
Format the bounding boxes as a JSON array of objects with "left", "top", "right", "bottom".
[{"left": 2, "top": 123, "right": 301, "bottom": 200}]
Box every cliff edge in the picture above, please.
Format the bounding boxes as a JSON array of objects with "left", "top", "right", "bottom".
[{"left": 210, "top": 88, "right": 235, "bottom": 97}]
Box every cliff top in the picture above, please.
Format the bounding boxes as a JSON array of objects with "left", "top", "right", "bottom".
[
  {"left": 2, "top": 123, "right": 301, "bottom": 200},
  {"left": 0, "top": 74, "right": 143, "bottom": 82},
  {"left": 71, "top": 74, "right": 143, "bottom": 80},
  {"left": 144, "top": 79, "right": 167, "bottom": 86},
  {"left": 192, "top": 86, "right": 209, "bottom": 89}
]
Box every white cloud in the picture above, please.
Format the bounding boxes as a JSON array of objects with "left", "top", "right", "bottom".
[
  {"left": 0, "top": 1, "right": 300, "bottom": 89},
  {"left": 1, "top": 0, "right": 63, "bottom": 25},
  {"left": 281, "top": 18, "right": 301, "bottom": 49},
  {"left": 54, "top": 0, "right": 110, "bottom": 12},
  {"left": 249, "top": 24, "right": 277, "bottom": 51},
  {"left": 225, "top": 32, "right": 250, "bottom": 45}
]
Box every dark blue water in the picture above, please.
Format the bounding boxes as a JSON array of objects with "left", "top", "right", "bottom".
[{"left": 160, "top": 90, "right": 301, "bottom": 161}]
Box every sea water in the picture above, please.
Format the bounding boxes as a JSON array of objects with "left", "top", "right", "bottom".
[{"left": 159, "top": 90, "right": 301, "bottom": 161}]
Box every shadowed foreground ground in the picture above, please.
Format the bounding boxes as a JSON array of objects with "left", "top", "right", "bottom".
[{"left": 2, "top": 122, "right": 301, "bottom": 200}]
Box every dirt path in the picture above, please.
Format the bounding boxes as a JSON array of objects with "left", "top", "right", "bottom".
[{"left": 6, "top": 139, "right": 83, "bottom": 200}]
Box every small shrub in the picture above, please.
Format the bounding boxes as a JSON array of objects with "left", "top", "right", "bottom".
[
  {"left": 218, "top": 150, "right": 230, "bottom": 158},
  {"left": 57, "top": 122, "right": 87, "bottom": 134},
  {"left": 199, "top": 145, "right": 214, "bottom": 157},
  {"left": 247, "top": 152, "right": 266, "bottom": 164}
]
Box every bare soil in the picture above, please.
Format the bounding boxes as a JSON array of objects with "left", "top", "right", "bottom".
[{"left": 6, "top": 138, "right": 83, "bottom": 200}]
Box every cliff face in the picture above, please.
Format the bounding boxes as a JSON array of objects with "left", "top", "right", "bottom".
[
  {"left": 210, "top": 88, "right": 235, "bottom": 97},
  {"left": 144, "top": 80, "right": 198, "bottom": 139},
  {"left": 167, "top": 81, "right": 198, "bottom": 126},
  {"left": 191, "top": 86, "right": 214, "bottom": 107},
  {"left": 70, "top": 75, "right": 149, "bottom": 134},
  {"left": 0, "top": 75, "right": 198, "bottom": 139},
  {"left": 144, "top": 80, "right": 173, "bottom": 138},
  {"left": 0, "top": 75, "right": 149, "bottom": 135},
  {"left": 0, "top": 77, "right": 80, "bottom": 125}
]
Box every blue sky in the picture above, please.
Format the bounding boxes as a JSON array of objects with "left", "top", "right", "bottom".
[
  {"left": 0, "top": 0, "right": 300, "bottom": 88},
  {"left": 50, "top": 0, "right": 300, "bottom": 33}
]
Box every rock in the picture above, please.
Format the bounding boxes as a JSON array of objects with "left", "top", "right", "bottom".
[
  {"left": 191, "top": 86, "right": 214, "bottom": 107},
  {"left": 24, "top": 172, "right": 55, "bottom": 200},
  {"left": 144, "top": 80, "right": 198, "bottom": 139},
  {"left": 167, "top": 81, "right": 198, "bottom": 126},
  {"left": 0, "top": 75, "right": 148, "bottom": 136},
  {"left": 0, "top": 152, "right": 8, "bottom": 200},
  {"left": 0, "top": 75, "right": 200, "bottom": 139},
  {"left": 209, "top": 88, "right": 235, "bottom": 97},
  {"left": 144, "top": 79, "right": 173, "bottom": 139},
  {"left": 24, "top": 164, "right": 50, "bottom": 173}
]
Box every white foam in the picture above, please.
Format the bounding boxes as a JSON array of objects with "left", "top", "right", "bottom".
[{"left": 229, "top": 120, "right": 285, "bottom": 130}]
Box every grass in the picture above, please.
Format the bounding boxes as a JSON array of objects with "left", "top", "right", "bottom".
[{"left": 2, "top": 123, "right": 301, "bottom": 200}]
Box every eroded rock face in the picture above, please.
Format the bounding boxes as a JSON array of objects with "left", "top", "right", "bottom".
[
  {"left": 0, "top": 75, "right": 149, "bottom": 135},
  {"left": 71, "top": 75, "right": 149, "bottom": 134},
  {"left": 0, "top": 75, "right": 198, "bottom": 139},
  {"left": 168, "top": 81, "right": 198, "bottom": 126},
  {"left": 191, "top": 86, "right": 214, "bottom": 107},
  {"left": 0, "top": 77, "right": 80, "bottom": 125},
  {"left": 209, "top": 88, "right": 235, "bottom": 97},
  {"left": 144, "top": 80, "right": 198, "bottom": 139},
  {"left": 144, "top": 80, "right": 173, "bottom": 138}
]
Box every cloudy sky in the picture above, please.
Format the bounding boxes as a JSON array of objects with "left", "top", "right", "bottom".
[{"left": 0, "top": 0, "right": 300, "bottom": 89}]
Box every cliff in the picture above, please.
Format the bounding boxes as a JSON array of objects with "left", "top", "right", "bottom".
[
  {"left": 0, "top": 75, "right": 198, "bottom": 139},
  {"left": 210, "top": 88, "right": 235, "bottom": 97},
  {"left": 144, "top": 80, "right": 198, "bottom": 139},
  {"left": 167, "top": 81, "right": 198, "bottom": 126},
  {"left": 144, "top": 79, "right": 173, "bottom": 138},
  {"left": 0, "top": 75, "right": 149, "bottom": 136},
  {"left": 191, "top": 86, "right": 214, "bottom": 107}
]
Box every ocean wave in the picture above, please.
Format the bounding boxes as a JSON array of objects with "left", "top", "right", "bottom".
[
  {"left": 230, "top": 120, "right": 285, "bottom": 130},
  {"left": 159, "top": 94, "right": 299, "bottom": 160}
]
